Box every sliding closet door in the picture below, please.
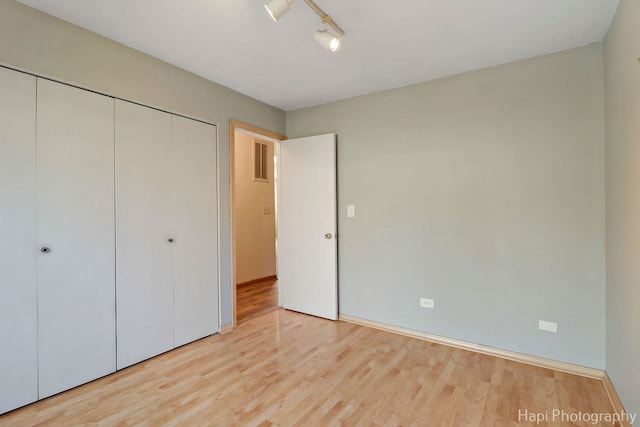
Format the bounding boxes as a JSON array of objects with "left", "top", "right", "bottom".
[
  {"left": 0, "top": 68, "right": 37, "bottom": 413},
  {"left": 37, "top": 79, "right": 116, "bottom": 398},
  {"left": 172, "top": 116, "right": 218, "bottom": 347},
  {"left": 115, "top": 100, "right": 174, "bottom": 369}
]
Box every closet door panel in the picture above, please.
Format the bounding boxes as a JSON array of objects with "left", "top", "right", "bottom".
[
  {"left": 0, "top": 68, "right": 37, "bottom": 414},
  {"left": 36, "top": 79, "right": 116, "bottom": 399},
  {"left": 172, "top": 116, "right": 219, "bottom": 347},
  {"left": 115, "top": 100, "right": 174, "bottom": 369}
]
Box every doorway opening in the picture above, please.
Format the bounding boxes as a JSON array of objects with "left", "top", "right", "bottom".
[{"left": 230, "top": 121, "right": 286, "bottom": 328}]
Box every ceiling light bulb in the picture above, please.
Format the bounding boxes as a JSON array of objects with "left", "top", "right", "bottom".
[
  {"left": 264, "top": 0, "right": 295, "bottom": 22},
  {"left": 314, "top": 29, "right": 340, "bottom": 52}
]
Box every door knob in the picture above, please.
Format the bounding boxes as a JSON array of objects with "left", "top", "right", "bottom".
[
  {"left": 324, "top": 233, "right": 333, "bottom": 240},
  {"left": 168, "top": 238, "right": 174, "bottom": 243},
  {"left": 41, "top": 247, "right": 50, "bottom": 253}
]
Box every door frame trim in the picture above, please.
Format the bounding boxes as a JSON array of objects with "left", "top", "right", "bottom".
[{"left": 230, "top": 120, "right": 286, "bottom": 329}]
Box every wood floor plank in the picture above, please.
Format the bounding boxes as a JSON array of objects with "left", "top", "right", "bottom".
[
  {"left": 237, "top": 279, "right": 279, "bottom": 325},
  {"left": 1, "top": 309, "right": 616, "bottom": 426}
]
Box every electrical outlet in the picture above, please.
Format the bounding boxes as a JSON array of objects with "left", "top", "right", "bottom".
[
  {"left": 538, "top": 320, "right": 558, "bottom": 333},
  {"left": 420, "top": 298, "right": 434, "bottom": 309}
]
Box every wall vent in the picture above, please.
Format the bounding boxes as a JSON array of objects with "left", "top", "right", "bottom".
[{"left": 254, "top": 140, "right": 269, "bottom": 182}]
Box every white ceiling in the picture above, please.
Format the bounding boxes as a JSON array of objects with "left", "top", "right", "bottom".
[{"left": 17, "top": 0, "right": 619, "bottom": 111}]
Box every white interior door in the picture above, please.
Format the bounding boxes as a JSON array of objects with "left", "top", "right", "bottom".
[
  {"left": 0, "top": 67, "right": 38, "bottom": 413},
  {"left": 172, "top": 115, "right": 219, "bottom": 347},
  {"left": 279, "top": 134, "right": 337, "bottom": 320},
  {"left": 115, "top": 100, "right": 174, "bottom": 369},
  {"left": 36, "top": 78, "right": 116, "bottom": 398}
]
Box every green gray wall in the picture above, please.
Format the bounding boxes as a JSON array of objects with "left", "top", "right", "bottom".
[
  {"left": 604, "top": 0, "right": 640, "bottom": 415},
  {"left": 287, "top": 44, "right": 606, "bottom": 369},
  {"left": 0, "top": 0, "right": 286, "bottom": 328}
]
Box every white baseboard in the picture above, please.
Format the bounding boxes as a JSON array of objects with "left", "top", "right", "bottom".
[{"left": 338, "top": 314, "right": 604, "bottom": 379}]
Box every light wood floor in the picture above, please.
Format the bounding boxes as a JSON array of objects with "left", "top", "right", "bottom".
[
  {"left": 237, "top": 279, "right": 279, "bottom": 325},
  {"left": 1, "top": 309, "right": 615, "bottom": 426}
]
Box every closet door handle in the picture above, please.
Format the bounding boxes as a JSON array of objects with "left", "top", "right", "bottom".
[
  {"left": 168, "top": 238, "right": 174, "bottom": 243},
  {"left": 41, "top": 247, "right": 51, "bottom": 253}
]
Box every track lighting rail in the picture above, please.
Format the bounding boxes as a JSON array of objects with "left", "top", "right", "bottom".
[{"left": 303, "top": 0, "right": 345, "bottom": 35}]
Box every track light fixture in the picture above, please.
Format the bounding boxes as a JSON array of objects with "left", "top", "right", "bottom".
[
  {"left": 314, "top": 29, "right": 340, "bottom": 52},
  {"left": 264, "top": 0, "right": 345, "bottom": 52},
  {"left": 264, "top": 0, "right": 295, "bottom": 22}
]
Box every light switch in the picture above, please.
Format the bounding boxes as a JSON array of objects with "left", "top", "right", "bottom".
[{"left": 347, "top": 205, "right": 355, "bottom": 218}]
